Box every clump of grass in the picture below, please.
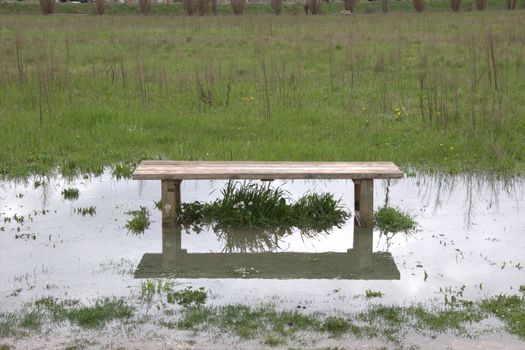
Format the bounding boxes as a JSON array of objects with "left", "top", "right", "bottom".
[
  {"left": 61, "top": 188, "right": 79, "bottom": 201},
  {"left": 34, "top": 297, "right": 133, "bottom": 329},
  {"left": 374, "top": 207, "right": 417, "bottom": 234},
  {"left": 407, "top": 305, "right": 484, "bottom": 333},
  {"left": 140, "top": 279, "right": 175, "bottom": 301},
  {"left": 125, "top": 206, "right": 151, "bottom": 234},
  {"left": 321, "top": 316, "right": 352, "bottom": 336},
  {"left": 0, "top": 344, "right": 11, "bottom": 350},
  {"left": 263, "top": 334, "right": 285, "bottom": 346},
  {"left": 177, "top": 181, "right": 350, "bottom": 235},
  {"left": 480, "top": 294, "right": 525, "bottom": 337},
  {"left": 19, "top": 311, "right": 42, "bottom": 330},
  {"left": 230, "top": 0, "right": 246, "bottom": 15},
  {"left": 38, "top": 0, "right": 55, "bottom": 15},
  {"left": 74, "top": 206, "right": 96, "bottom": 217},
  {"left": 112, "top": 163, "right": 133, "bottom": 179},
  {"left": 167, "top": 286, "right": 207, "bottom": 307},
  {"left": 178, "top": 304, "right": 321, "bottom": 338},
  {"left": 365, "top": 289, "right": 384, "bottom": 299}
]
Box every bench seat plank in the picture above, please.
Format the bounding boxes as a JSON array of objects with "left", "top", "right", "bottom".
[{"left": 132, "top": 161, "right": 403, "bottom": 180}]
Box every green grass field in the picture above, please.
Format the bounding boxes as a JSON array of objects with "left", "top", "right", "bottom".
[{"left": 0, "top": 7, "right": 524, "bottom": 178}]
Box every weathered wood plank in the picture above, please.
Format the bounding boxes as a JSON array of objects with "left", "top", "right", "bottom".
[{"left": 132, "top": 161, "right": 403, "bottom": 180}]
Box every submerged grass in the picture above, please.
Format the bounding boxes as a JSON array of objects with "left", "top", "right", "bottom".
[
  {"left": 177, "top": 181, "right": 350, "bottom": 235},
  {"left": 0, "top": 12, "right": 524, "bottom": 178}
]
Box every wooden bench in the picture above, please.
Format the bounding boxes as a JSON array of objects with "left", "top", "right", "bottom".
[{"left": 132, "top": 161, "right": 403, "bottom": 228}]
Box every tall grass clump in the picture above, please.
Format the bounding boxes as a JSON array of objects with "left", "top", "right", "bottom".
[
  {"left": 139, "top": 0, "right": 152, "bottom": 15},
  {"left": 230, "top": 0, "right": 246, "bottom": 15},
  {"left": 176, "top": 181, "right": 350, "bottom": 235},
  {"left": 39, "top": 0, "right": 55, "bottom": 15},
  {"left": 506, "top": 0, "right": 516, "bottom": 9},
  {"left": 271, "top": 0, "right": 283, "bottom": 15},
  {"left": 475, "top": 0, "right": 486, "bottom": 11},
  {"left": 413, "top": 0, "right": 424, "bottom": 12},
  {"left": 95, "top": 0, "right": 106, "bottom": 15},
  {"left": 374, "top": 207, "right": 417, "bottom": 234},
  {"left": 451, "top": 0, "right": 461, "bottom": 12},
  {"left": 342, "top": 0, "right": 356, "bottom": 12}
]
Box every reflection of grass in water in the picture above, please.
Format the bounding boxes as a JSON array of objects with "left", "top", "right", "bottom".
[
  {"left": 374, "top": 207, "right": 417, "bottom": 234},
  {"left": 61, "top": 188, "right": 79, "bottom": 201},
  {"left": 177, "top": 181, "right": 350, "bottom": 251},
  {"left": 125, "top": 206, "right": 151, "bottom": 235}
]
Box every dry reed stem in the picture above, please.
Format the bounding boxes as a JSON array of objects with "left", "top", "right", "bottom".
[
  {"left": 95, "top": 0, "right": 106, "bottom": 15},
  {"left": 305, "top": 0, "right": 322, "bottom": 15},
  {"left": 39, "top": 0, "right": 55, "bottom": 15},
  {"left": 475, "top": 0, "right": 486, "bottom": 10},
  {"left": 451, "top": 0, "right": 461, "bottom": 12},
  {"left": 382, "top": 0, "right": 388, "bottom": 13},
  {"left": 413, "top": 0, "right": 424, "bottom": 12},
  {"left": 342, "top": 0, "right": 356, "bottom": 12},
  {"left": 271, "top": 0, "right": 283, "bottom": 15},
  {"left": 231, "top": 0, "right": 246, "bottom": 15},
  {"left": 139, "top": 0, "right": 152, "bottom": 15}
]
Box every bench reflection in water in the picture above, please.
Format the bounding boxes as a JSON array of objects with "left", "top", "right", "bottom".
[{"left": 134, "top": 226, "right": 400, "bottom": 280}]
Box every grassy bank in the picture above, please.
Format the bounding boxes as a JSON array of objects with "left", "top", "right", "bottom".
[
  {"left": 0, "top": 11, "right": 524, "bottom": 178},
  {"left": 0, "top": 1, "right": 522, "bottom": 16},
  {"left": 1, "top": 289, "right": 524, "bottom": 346}
]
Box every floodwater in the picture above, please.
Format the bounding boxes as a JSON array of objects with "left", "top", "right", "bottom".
[{"left": 1, "top": 172, "right": 524, "bottom": 347}]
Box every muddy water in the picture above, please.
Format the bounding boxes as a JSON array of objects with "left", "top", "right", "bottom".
[{"left": 0, "top": 173, "right": 524, "bottom": 314}]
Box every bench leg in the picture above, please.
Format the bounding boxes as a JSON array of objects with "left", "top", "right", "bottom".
[
  {"left": 161, "top": 179, "right": 181, "bottom": 227},
  {"left": 354, "top": 179, "right": 374, "bottom": 228}
]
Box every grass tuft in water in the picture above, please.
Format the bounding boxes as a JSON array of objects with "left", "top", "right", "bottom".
[
  {"left": 374, "top": 207, "right": 417, "bottom": 234},
  {"left": 263, "top": 334, "right": 286, "bottom": 346},
  {"left": 140, "top": 279, "right": 175, "bottom": 301},
  {"left": 112, "top": 164, "right": 134, "bottom": 180},
  {"left": 66, "top": 298, "right": 133, "bottom": 328},
  {"left": 33, "top": 296, "right": 133, "bottom": 329},
  {"left": 125, "top": 206, "right": 151, "bottom": 234},
  {"left": 177, "top": 181, "right": 350, "bottom": 235},
  {"left": 480, "top": 294, "right": 525, "bottom": 338},
  {"left": 61, "top": 188, "right": 80, "bottom": 201},
  {"left": 365, "top": 289, "right": 384, "bottom": 299},
  {"left": 166, "top": 286, "right": 207, "bottom": 308},
  {"left": 74, "top": 206, "right": 97, "bottom": 217},
  {"left": 320, "top": 316, "right": 352, "bottom": 336}
]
